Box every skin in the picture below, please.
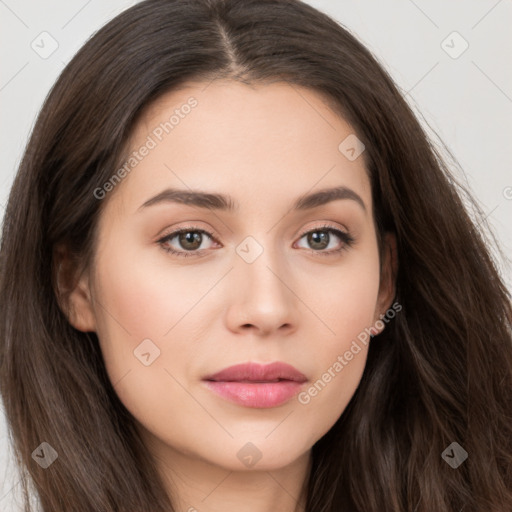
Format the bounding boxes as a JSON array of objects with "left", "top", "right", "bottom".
[{"left": 62, "top": 80, "right": 397, "bottom": 512}]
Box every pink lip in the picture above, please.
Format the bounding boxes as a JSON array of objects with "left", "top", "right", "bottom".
[{"left": 202, "top": 362, "right": 308, "bottom": 408}]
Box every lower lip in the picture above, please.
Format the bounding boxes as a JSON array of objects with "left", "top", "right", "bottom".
[{"left": 203, "top": 380, "right": 304, "bottom": 408}]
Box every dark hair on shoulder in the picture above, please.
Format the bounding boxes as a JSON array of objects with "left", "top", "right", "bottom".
[{"left": 1, "top": 1, "right": 511, "bottom": 511}]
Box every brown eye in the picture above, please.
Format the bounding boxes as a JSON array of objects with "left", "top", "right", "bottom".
[
  {"left": 177, "top": 231, "right": 203, "bottom": 251},
  {"left": 295, "top": 225, "right": 355, "bottom": 256},
  {"left": 306, "top": 231, "right": 330, "bottom": 250},
  {"left": 158, "top": 227, "right": 218, "bottom": 257}
]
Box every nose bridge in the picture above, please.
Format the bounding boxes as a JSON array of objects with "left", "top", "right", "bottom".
[
  {"left": 236, "top": 233, "right": 288, "bottom": 299},
  {"left": 227, "top": 233, "right": 298, "bottom": 332}
]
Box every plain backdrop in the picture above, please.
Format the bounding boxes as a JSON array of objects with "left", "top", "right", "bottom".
[{"left": 1, "top": 1, "right": 511, "bottom": 510}]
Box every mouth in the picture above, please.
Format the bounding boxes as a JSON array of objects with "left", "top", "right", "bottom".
[
  {"left": 202, "top": 362, "right": 307, "bottom": 408},
  {"left": 210, "top": 379, "right": 283, "bottom": 383},
  {"left": 203, "top": 361, "right": 308, "bottom": 383}
]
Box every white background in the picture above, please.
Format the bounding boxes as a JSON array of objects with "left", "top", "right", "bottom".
[{"left": 1, "top": 1, "right": 511, "bottom": 510}]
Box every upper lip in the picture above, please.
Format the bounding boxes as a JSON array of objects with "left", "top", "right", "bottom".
[{"left": 203, "top": 362, "right": 307, "bottom": 383}]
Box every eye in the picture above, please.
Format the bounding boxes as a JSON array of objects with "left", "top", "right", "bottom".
[
  {"left": 157, "top": 226, "right": 218, "bottom": 258},
  {"left": 157, "top": 223, "right": 355, "bottom": 258},
  {"left": 295, "top": 224, "right": 355, "bottom": 256}
]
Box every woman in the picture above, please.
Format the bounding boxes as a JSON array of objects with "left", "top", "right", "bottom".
[{"left": 1, "top": 0, "right": 511, "bottom": 511}]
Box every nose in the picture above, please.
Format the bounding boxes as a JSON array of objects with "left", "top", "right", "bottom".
[{"left": 224, "top": 243, "right": 300, "bottom": 337}]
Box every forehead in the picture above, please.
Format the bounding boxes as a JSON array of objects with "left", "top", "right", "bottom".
[{"left": 110, "top": 80, "right": 371, "bottom": 215}]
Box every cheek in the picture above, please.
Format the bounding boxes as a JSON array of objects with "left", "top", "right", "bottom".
[
  {"left": 88, "top": 241, "right": 173, "bottom": 383},
  {"left": 90, "top": 239, "right": 220, "bottom": 417},
  {"left": 306, "top": 240, "right": 382, "bottom": 341},
  {"left": 297, "top": 247, "right": 381, "bottom": 427},
  {"left": 90, "top": 248, "right": 205, "bottom": 447},
  {"left": 295, "top": 303, "right": 375, "bottom": 445},
  {"left": 92, "top": 239, "right": 208, "bottom": 348}
]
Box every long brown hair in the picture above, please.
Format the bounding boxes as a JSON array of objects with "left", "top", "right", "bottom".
[{"left": 1, "top": 0, "right": 511, "bottom": 510}]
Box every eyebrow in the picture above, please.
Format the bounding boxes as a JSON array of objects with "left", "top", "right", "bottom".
[{"left": 138, "top": 185, "right": 366, "bottom": 213}]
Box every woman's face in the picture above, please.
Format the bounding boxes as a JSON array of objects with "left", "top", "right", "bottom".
[{"left": 68, "top": 80, "right": 395, "bottom": 472}]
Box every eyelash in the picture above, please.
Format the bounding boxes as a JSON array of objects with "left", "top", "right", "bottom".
[{"left": 157, "top": 223, "right": 355, "bottom": 258}]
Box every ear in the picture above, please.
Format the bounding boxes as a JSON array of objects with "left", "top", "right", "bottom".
[
  {"left": 54, "top": 244, "right": 97, "bottom": 333},
  {"left": 372, "top": 232, "right": 398, "bottom": 335}
]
